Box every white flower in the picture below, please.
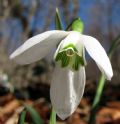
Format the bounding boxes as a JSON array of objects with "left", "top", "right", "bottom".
[{"left": 10, "top": 30, "right": 113, "bottom": 120}]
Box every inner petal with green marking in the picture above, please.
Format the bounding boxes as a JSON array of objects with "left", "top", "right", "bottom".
[{"left": 55, "top": 44, "right": 86, "bottom": 71}]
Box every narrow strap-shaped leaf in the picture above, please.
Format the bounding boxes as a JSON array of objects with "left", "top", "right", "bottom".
[
  {"left": 49, "top": 108, "right": 56, "bottom": 124},
  {"left": 18, "top": 109, "right": 26, "bottom": 124},
  {"left": 108, "top": 34, "right": 120, "bottom": 58},
  {"left": 24, "top": 104, "right": 44, "bottom": 124},
  {"left": 55, "top": 8, "right": 63, "bottom": 30}
]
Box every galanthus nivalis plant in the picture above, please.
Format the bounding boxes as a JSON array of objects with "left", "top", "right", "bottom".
[{"left": 10, "top": 30, "right": 113, "bottom": 120}]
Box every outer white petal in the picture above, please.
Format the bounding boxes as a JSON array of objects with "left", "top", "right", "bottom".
[
  {"left": 10, "top": 30, "right": 69, "bottom": 65},
  {"left": 80, "top": 35, "right": 113, "bottom": 80},
  {"left": 50, "top": 65, "right": 85, "bottom": 120}
]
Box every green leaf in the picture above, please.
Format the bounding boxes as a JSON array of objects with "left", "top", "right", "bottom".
[
  {"left": 49, "top": 108, "right": 56, "bottom": 124},
  {"left": 18, "top": 109, "right": 26, "bottom": 124},
  {"left": 55, "top": 8, "right": 63, "bottom": 30},
  {"left": 71, "top": 18, "right": 84, "bottom": 33},
  {"left": 24, "top": 104, "right": 44, "bottom": 124},
  {"left": 108, "top": 34, "right": 120, "bottom": 58}
]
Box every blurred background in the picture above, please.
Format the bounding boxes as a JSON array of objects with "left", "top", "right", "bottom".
[{"left": 0, "top": 0, "right": 120, "bottom": 124}]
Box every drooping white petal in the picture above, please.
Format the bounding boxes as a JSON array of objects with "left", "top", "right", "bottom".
[
  {"left": 50, "top": 65, "right": 85, "bottom": 120},
  {"left": 10, "top": 30, "right": 69, "bottom": 65},
  {"left": 80, "top": 35, "right": 113, "bottom": 80}
]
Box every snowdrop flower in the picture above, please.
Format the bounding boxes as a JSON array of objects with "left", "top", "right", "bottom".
[{"left": 10, "top": 30, "right": 113, "bottom": 120}]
